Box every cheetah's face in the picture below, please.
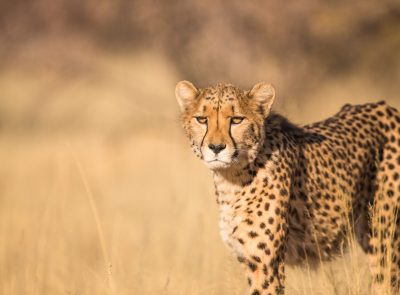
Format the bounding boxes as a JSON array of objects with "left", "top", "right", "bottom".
[{"left": 175, "top": 81, "right": 275, "bottom": 170}]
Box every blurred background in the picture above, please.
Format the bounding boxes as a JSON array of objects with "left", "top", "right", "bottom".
[{"left": 0, "top": 1, "right": 399, "bottom": 294}]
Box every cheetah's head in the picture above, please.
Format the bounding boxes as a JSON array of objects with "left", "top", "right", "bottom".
[{"left": 175, "top": 81, "right": 275, "bottom": 170}]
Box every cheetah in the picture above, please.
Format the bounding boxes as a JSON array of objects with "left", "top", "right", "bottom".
[{"left": 175, "top": 81, "right": 400, "bottom": 295}]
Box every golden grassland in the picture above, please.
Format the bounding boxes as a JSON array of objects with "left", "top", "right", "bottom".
[
  {"left": 0, "top": 49, "right": 399, "bottom": 294},
  {"left": 0, "top": 132, "right": 373, "bottom": 295}
]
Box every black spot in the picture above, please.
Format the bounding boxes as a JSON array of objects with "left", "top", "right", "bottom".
[
  {"left": 257, "top": 242, "right": 266, "bottom": 250},
  {"left": 237, "top": 256, "right": 245, "bottom": 263},
  {"left": 249, "top": 231, "right": 258, "bottom": 238},
  {"left": 280, "top": 189, "right": 288, "bottom": 196},
  {"left": 394, "top": 173, "right": 399, "bottom": 181},
  {"left": 245, "top": 218, "right": 254, "bottom": 225},
  {"left": 248, "top": 262, "right": 258, "bottom": 272},
  {"left": 252, "top": 255, "right": 261, "bottom": 263},
  {"left": 262, "top": 280, "right": 270, "bottom": 289}
]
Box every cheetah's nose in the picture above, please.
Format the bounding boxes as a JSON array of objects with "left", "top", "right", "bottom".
[{"left": 208, "top": 143, "right": 226, "bottom": 154}]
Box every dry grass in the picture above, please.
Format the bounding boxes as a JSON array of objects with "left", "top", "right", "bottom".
[
  {"left": 0, "top": 131, "right": 382, "bottom": 295},
  {"left": 0, "top": 47, "right": 399, "bottom": 295},
  {"left": 0, "top": 132, "right": 374, "bottom": 295}
]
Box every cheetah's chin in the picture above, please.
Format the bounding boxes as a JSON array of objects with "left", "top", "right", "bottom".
[{"left": 205, "top": 160, "right": 232, "bottom": 170}]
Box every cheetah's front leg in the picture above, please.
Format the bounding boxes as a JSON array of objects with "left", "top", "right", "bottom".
[
  {"left": 235, "top": 205, "right": 288, "bottom": 294},
  {"left": 241, "top": 243, "right": 286, "bottom": 295}
]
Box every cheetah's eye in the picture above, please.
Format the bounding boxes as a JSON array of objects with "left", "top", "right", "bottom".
[
  {"left": 195, "top": 116, "right": 207, "bottom": 124},
  {"left": 231, "top": 117, "right": 245, "bottom": 125}
]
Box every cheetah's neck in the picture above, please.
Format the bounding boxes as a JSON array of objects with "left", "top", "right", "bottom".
[{"left": 212, "top": 112, "right": 298, "bottom": 201}]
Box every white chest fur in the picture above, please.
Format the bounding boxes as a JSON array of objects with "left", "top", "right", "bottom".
[
  {"left": 212, "top": 157, "right": 277, "bottom": 258},
  {"left": 213, "top": 175, "right": 245, "bottom": 256}
]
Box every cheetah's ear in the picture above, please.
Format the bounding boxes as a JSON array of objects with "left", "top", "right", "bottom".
[
  {"left": 248, "top": 82, "right": 276, "bottom": 116},
  {"left": 175, "top": 80, "right": 199, "bottom": 112}
]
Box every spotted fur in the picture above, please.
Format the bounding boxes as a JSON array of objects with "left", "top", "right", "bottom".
[{"left": 175, "top": 81, "right": 400, "bottom": 295}]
